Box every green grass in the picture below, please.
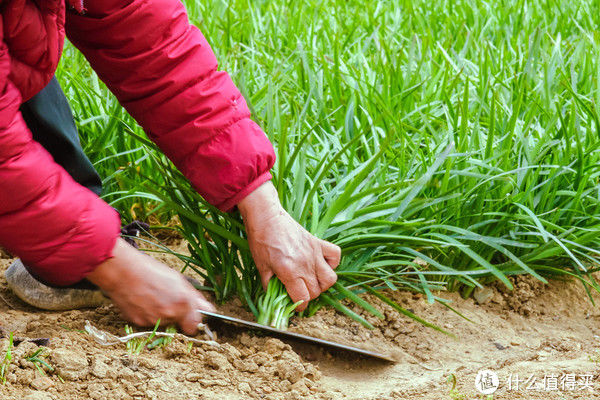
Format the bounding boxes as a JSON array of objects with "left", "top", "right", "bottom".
[
  {"left": 57, "top": 0, "right": 600, "bottom": 328},
  {"left": 0, "top": 333, "right": 13, "bottom": 384},
  {"left": 25, "top": 348, "right": 54, "bottom": 376}
]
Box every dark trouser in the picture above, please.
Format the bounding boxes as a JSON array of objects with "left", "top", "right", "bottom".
[
  {"left": 18, "top": 77, "right": 102, "bottom": 289},
  {"left": 20, "top": 77, "right": 102, "bottom": 196}
]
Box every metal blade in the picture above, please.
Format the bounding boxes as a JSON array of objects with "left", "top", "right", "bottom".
[{"left": 197, "top": 310, "right": 396, "bottom": 362}]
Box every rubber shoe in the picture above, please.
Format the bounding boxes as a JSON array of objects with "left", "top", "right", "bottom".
[{"left": 5, "top": 259, "right": 110, "bottom": 310}]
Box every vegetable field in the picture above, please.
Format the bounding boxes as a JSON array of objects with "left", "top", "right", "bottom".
[{"left": 57, "top": 0, "right": 600, "bottom": 330}]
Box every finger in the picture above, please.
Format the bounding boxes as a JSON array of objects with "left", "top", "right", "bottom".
[
  {"left": 282, "top": 278, "right": 311, "bottom": 312},
  {"left": 181, "top": 274, "right": 217, "bottom": 314},
  {"left": 195, "top": 290, "right": 217, "bottom": 313},
  {"left": 259, "top": 268, "right": 274, "bottom": 291},
  {"left": 319, "top": 239, "right": 341, "bottom": 268},
  {"left": 180, "top": 294, "right": 211, "bottom": 335},
  {"left": 124, "top": 312, "right": 145, "bottom": 328},
  {"left": 315, "top": 257, "right": 338, "bottom": 292},
  {"left": 120, "top": 305, "right": 155, "bottom": 328},
  {"left": 302, "top": 273, "right": 322, "bottom": 301},
  {"left": 179, "top": 307, "right": 201, "bottom": 336}
]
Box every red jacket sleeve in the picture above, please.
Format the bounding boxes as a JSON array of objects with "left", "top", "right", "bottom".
[
  {"left": 0, "top": 34, "right": 121, "bottom": 286},
  {"left": 65, "top": 0, "right": 276, "bottom": 211}
]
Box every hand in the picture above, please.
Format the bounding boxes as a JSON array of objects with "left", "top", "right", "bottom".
[
  {"left": 238, "top": 182, "right": 341, "bottom": 311},
  {"left": 87, "top": 238, "right": 215, "bottom": 335}
]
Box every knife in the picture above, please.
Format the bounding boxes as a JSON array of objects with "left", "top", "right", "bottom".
[{"left": 197, "top": 309, "right": 396, "bottom": 362}]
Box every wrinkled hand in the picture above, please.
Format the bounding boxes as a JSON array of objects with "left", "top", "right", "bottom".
[
  {"left": 87, "top": 238, "right": 215, "bottom": 335},
  {"left": 238, "top": 182, "right": 341, "bottom": 311}
]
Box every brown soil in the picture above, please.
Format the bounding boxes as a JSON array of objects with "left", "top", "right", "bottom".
[{"left": 0, "top": 242, "right": 599, "bottom": 400}]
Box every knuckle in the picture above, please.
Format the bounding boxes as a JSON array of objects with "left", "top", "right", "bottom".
[
  {"left": 290, "top": 293, "right": 305, "bottom": 303},
  {"left": 159, "top": 304, "right": 179, "bottom": 319},
  {"left": 326, "top": 267, "right": 338, "bottom": 281},
  {"left": 330, "top": 274, "right": 339, "bottom": 285},
  {"left": 276, "top": 258, "right": 296, "bottom": 272},
  {"left": 311, "top": 241, "right": 323, "bottom": 255},
  {"left": 287, "top": 281, "right": 306, "bottom": 297},
  {"left": 322, "top": 277, "right": 336, "bottom": 291},
  {"left": 307, "top": 281, "right": 321, "bottom": 296},
  {"left": 279, "top": 267, "right": 302, "bottom": 282},
  {"left": 333, "top": 244, "right": 341, "bottom": 256}
]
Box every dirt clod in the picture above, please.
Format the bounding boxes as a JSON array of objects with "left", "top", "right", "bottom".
[
  {"left": 89, "top": 358, "right": 109, "bottom": 378},
  {"left": 51, "top": 348, "right": 89, "bottom": 380},
  {"left": 238, "top": 381, "right": 252, "bottom": 392},
  {"left": 30, "top": 376, "right": 53, "bottom": 391},
  {"left": 274, "top": 358, "right": 305, "bottom": 384},
  {"left": 23, "top": 391, "right": 53, "bottom": 400},
  {"left": 205, "top": 350, "right": 230, "bottom": 370},
  {"left": 473, "top": 286, "right": 494, "bottom": 304}
]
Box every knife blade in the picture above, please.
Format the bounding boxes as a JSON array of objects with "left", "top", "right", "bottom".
[{"left": 197, "top": 309, "right": 396, "bottom": 362}]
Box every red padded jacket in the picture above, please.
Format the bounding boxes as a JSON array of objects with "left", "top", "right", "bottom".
[{"left": 0, "top": 0, "right": 275, "bottom": 285}]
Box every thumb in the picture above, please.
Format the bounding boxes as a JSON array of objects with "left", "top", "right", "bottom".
[
  {"left": 196, "top": 292, "right": 216, "bottom": 313},
  {"left": 180, "top": 294, "right": 216, "bottom": 335}
]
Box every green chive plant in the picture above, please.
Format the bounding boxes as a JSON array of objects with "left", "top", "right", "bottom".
[{"left": 58, "top": 0, "right": 600, "bottom": 329}]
